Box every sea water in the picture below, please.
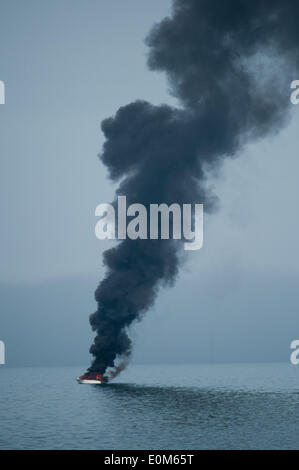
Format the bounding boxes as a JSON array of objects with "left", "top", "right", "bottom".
[{"left": 0, "top": 363, "right": 299, "bottom": 449}]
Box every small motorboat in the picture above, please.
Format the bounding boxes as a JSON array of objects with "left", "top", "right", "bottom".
[{"left": 76, "top": 373, "right": 105, "bottom": 384}]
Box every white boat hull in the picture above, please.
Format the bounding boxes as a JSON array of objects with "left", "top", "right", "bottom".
[{"left": 76, "top": 378, "right": 102, "bottom": 384}]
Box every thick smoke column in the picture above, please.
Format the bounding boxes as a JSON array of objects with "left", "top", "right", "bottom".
[{"left": 87, "top": 0, "right": 299, "bottom": 376}]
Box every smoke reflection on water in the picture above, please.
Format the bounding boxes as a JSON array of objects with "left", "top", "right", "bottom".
[
  {"left": 91, "top": 381, "right": 299, "bottom": 443},
  {"left": 1, "top": 364, "right": 299, "bottom": 449}
]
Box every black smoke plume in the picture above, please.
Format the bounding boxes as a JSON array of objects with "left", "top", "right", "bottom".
[{"left": 87, "top": 0, "right": 299, "bottom": 377}]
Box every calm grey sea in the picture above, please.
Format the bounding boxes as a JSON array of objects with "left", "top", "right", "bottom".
[{"left": 0, "top": 363, "right": 299, "bottom": 450}]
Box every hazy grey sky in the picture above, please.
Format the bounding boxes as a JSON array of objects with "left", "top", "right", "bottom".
[
  {"left": 0, "top": 0, "right": 173, "bottom": 282},
  {"left": 1, "top": 0, "right": 299, "bottom": 366}
]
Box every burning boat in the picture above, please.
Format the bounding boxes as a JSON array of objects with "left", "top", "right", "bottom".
[{"left": 76, "top": 373, "right": 106, "bottom": 384}]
